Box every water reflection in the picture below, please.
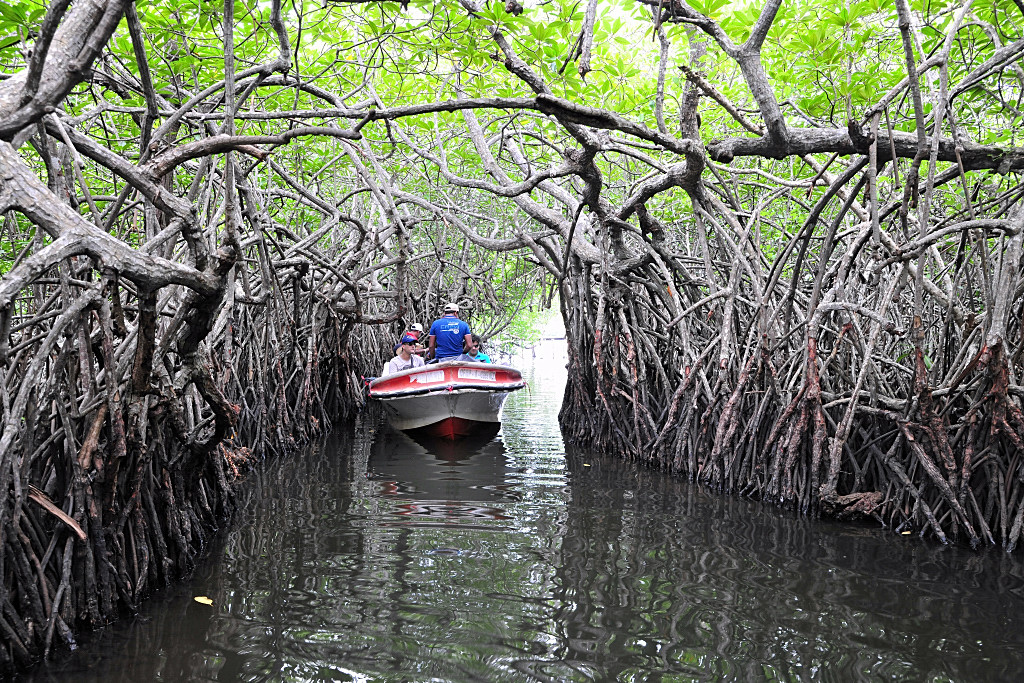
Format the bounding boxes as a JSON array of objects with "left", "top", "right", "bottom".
[
  {"left": 21, "top": 343, "right": 1024, "bottom": 681},
  {"left": 542, "top": 443, "right": 1024, "bottom": 680}
]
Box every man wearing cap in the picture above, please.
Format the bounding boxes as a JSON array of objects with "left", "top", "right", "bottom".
[
  {"left": 405, "top": 322, "right": 426, "bottom": 355},
  {"left": 382, "top": 335, "right": 426, "bottom": 375},
  {"left": 394, "top": 322, "right": 426, "bottom": 355},
  {"left": 427, "top": 303, "right": 472, "bottom": 362}
]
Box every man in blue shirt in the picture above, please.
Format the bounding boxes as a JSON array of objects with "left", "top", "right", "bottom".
[{"left": 427, "top": 303, "right": 473, "bottom": 361}]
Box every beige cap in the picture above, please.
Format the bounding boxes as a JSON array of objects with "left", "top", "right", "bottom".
[{"left": 443, "top": 302, "right": 460, "bottom": 312}]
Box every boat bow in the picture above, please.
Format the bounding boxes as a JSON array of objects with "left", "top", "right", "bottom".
[{"left": 368, "top": 361, "right": 526, "bottom": 439}]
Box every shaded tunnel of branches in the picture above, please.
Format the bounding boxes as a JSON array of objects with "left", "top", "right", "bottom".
[{"left": 1, "top": 0, "right": 1024, "bottom": 673}]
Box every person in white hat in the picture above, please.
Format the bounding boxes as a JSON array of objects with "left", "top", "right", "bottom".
[
  {"left": 400, "top": 322, "right": 426, "bottom": 355},
  {"left": 427, "top": 303, "right": 472, "bottom": 361}
]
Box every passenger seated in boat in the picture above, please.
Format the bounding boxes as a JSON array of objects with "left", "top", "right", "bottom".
[
  {"left": 382, "top": 335, "right": 426, "bottom": 375},
  {"left": 392, "top": 322, "right": 426, "bottom": 355},
  {"left": 427, "top": 302, "right": 472, "bottom": 362},
  {"left": 406, "top": 323, "right": 426, "bottom": 354},
  {"left": 455, "top": 334, "right": 491, "bottom": 363}
]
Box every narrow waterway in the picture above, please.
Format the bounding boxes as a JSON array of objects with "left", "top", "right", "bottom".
[{"left": 24, "top": 342, "right": 1024, "bottom": 681}]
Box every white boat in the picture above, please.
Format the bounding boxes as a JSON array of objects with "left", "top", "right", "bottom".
[{"left": 367, "top": 361, "right": 526, "bottom": 439}]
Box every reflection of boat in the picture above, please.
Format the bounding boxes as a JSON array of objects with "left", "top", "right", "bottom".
[
  {"left": 367, "top": 361, "right": 526, "bottom": 439},
  {"left": 405, "top": 427, "right": 501, "bottom": 462},
  {"left": 368, "top": 427, "right": 517, "bottom": 512}
]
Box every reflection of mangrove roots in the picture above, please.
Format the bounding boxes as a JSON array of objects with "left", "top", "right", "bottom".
[{"left": 0, "top": 273, "right": 377, "bottom": 671}]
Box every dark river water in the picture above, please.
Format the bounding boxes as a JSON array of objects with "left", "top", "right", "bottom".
[{"left": 22, "top": 343, "right": 1024, "bottom": 681}]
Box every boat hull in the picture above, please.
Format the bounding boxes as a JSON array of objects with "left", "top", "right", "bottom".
[
  {"left": 367, "top": 362, "right": 525, "bottom": 440},
  {"left": 384, "top": 391, "right": 509, "bottom": 438}
]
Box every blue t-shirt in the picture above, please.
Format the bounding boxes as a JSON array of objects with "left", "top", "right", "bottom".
[
  {"left": 455, "top": 352, "right": 490, "bottom": 363},
  {"left": 429, "top": 315, "right": 472, "bottom": 358}
]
